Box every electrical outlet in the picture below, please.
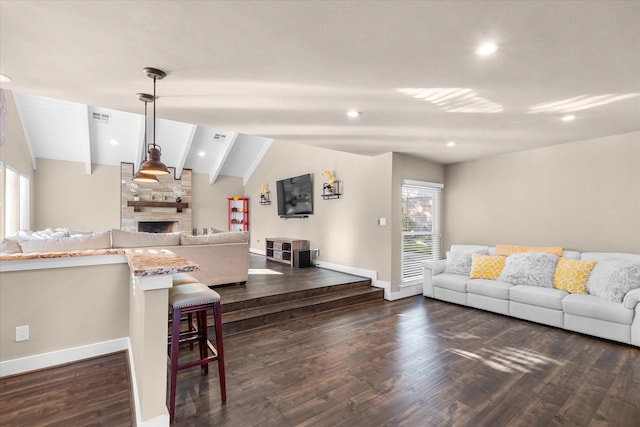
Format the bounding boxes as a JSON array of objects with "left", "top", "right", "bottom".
[
  {"left": 16, "top": 325, "right": 29, "bottom": 342},
  {"left": 314, "top": 249, "right": 320, "bottom": 257},
  {"left": 378, "top": 218, "right": 387, "bottom": 226}
]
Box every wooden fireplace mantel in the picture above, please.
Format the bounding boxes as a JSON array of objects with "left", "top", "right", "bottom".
[{"left": 127, "top": 201, "right": 189, "bottom": 213}]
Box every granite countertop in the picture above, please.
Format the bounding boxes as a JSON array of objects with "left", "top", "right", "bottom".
[
  {"left": 0, "top": 248, "right": 126, "bottom": 261},
  {"left": 125, "top": 248, "right": 199, "bottom": 277}
]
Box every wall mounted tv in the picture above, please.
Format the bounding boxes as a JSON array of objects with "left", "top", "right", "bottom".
[{"left": 276, "top": 173, "right": 313, "bottom": 218}]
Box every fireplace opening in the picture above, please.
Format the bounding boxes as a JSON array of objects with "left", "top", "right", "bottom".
[{"left": 138, "top": 221, "right": 177, "bottom": 233}]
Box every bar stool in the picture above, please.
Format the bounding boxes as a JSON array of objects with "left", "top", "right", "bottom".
[{"left": 168, "top": 282, "right": 226, "bottom": 422}]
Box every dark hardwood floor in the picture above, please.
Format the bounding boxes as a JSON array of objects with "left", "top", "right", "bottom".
[
  {"left": 2, "top": 264, "right": 638, "bottom": 426},
  {"left": 0, "top": 351, "right": 134, "bottom": 427}
]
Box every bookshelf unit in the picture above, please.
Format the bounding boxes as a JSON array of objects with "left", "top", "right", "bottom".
[
  {"left": 265, "top": 238, "right": 309, "bottom": 267},
  {"left": 228, "top": 197, "right": 249, "bottom": 232}
]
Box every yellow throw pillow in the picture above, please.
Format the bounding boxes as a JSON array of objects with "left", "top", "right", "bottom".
[
  {"left": 553, "top": 258, "right": 597, "bottom": 294},
  {"left": 470, "top": 254, "right": 506, "bottom": 280},
  {"left": 495, "top": 244, "right": 563, "bottom": 257}
]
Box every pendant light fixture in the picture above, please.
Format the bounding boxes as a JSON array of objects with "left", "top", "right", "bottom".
[
  {"left": 133, "top": 92, "right": 159, "bottom": 183},
  {"left": 138, "top": 67, "right": 170, "bottom": 175}
]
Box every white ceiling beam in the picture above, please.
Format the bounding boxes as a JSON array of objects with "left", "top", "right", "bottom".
[
  {"left": 11, "top": 92, "right": 38, "bottom": 171},
  {"left": 81, "top": 104, "right": 92, "bottom": 175},
  {"left": 243, "top": 138, "right": 273, "bottom": 186},
  {"left": 174, "top": 124, "right": 198, "bottom": 180},
  {"left": 208, "top": 131, "right": 237, "bottom": 184}
]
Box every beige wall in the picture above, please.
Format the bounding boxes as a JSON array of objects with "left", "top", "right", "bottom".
[
  {"left": 0, "top": 90, "right": 34, "bottom": 236},
  {"left": 245, "top": 142, "right": 443, "bottom": 293},
  {"left": 245, "top": 141, "right": 395, "bottom": 282},
  {"left": 31, "top": 157, "right": 237, "bottom": 234},
  {"left": 0, "top": 262, "right": 130, "bottom": 361},
  {"left": 191, "top": 173, "right": 244, "bottom": 233},
  {"left": 444, "top": 132, "right": 640, "bottom": 253},
  {"left": 391, "top": 153, "right": 445, "bottom": 287},
  {"left": 34, "top": 159, "right": 122, "bottom": 231}
]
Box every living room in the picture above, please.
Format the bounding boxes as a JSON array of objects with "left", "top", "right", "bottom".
[{"left": 1, "top": 1, "right": 639, "bottom": 426}]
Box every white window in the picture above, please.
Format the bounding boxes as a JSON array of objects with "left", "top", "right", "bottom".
[
  {"left": 401, "top": 179, "right": 443, "bottom": 284},
  {"left": 1, "top": 162, "right": 30, "bottom": 239}
]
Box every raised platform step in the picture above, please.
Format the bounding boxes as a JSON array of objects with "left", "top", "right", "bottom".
[{"left": 221, "top": 284, "right": 384, "bottom": 336}]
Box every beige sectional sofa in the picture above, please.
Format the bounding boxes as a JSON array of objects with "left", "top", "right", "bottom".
[
  {"left": 1, "top": 228, "right": 250, "bottom": 287},
  {"left": 423, "top": 244, "right": 640, "bottom": 347}
]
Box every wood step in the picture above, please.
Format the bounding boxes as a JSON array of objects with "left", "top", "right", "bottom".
[
  {"left": 221, "top": 286, "right": 384, "bottom": 336},
  {"left": 220, "top": 279, "right": 374, "bottom": 313}
]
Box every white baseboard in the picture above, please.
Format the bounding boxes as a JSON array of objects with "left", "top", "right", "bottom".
[
  {"left": 388, "top": 283, "right": 423, "bottom": 300},
  {"left": 0, "top": 337, "right": 129, "bottom": 377}
]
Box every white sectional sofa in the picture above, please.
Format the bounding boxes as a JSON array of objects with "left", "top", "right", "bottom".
[{"left": 423, "top": 245, "right": 640, "bottom": 347}]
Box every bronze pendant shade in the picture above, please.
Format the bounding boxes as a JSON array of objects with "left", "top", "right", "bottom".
[
  {"left": 138, "top": 67, "right": 170, "bottom": 176},
  {"left": 133, "top": 93, "right": 159, "bottom": 183}
]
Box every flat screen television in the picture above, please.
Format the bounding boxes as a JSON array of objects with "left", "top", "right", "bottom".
[{"left": 276, "top": 173, "right": 313, "bottom": 218}]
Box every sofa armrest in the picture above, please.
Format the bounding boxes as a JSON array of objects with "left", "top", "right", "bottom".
[
  {"left": 422, "top": 259, "right": 446, "bottom": 298},
  {"left": 623, "top": 288, "right": 640, "bottom": 310}
]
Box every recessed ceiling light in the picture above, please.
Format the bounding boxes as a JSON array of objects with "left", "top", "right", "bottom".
[
  {"left": 562, "top": 114, "right": 576, "bottom": 122},
  {"left": 446, "top": 141, "right": 457, "bottom": 147},
  {"left": 0, "top": 74, "right": 12, "bottom": 83},
  {"left": 476, "top": 42, "right": 498, "bottom": 56},
  {"left": 109, "top": 139, "right": 119, "bottom": 145},
  {"left": 346, "top": 110, "right": 361, "bottom": 118},
  {"left": 198, "top": 151, "right": 206, "bottom": 157}
]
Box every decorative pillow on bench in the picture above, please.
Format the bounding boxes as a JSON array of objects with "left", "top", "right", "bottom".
[
  {"left": 470, "top": 254, "right": 506, "bottom": 280},
  {"left": 586, "top": 261, "right": 640, "bottom": 302},
  {"left": 18, "top": 231, "right": 111, "bottom": 253},
  {"left": 498, "top": 252, "right": 559, "bottom": 287},
  {"left": 552, "top": 258, "right": 597, "bottom": 294}
]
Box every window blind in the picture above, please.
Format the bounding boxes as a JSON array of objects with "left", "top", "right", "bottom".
[{"left": 401, "top": 180, "right": 443, "bottom": 283}]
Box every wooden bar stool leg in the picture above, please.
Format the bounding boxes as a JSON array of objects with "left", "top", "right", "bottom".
[
  {"left": 213, "top": 301, "right": 226, "bottom": 403},
  {"left": 199, "top": 309, "right": 209, "bottom": 374},
  {"left": 168, "top": 306, "right": 181, "bottom": 423}
]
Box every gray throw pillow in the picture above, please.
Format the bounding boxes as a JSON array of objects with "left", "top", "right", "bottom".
[
  {"left": 586, "top": 261, "right": 640, "bottom": 303},
  {"left": 498, "top": 252, "right": 559, "bottom": 287},
  {"left": 444, "top": 251, "right": 473, "bottom": 275}
]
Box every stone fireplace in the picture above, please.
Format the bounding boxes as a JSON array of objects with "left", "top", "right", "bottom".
[
  {"left": 120, "top": 163, "right": 192, "bottom": 234},
  {"left": 137, "top": 220, "right": 178, "bottom": 233}
]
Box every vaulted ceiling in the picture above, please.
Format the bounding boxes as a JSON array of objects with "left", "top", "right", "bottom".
[{"left": 1, "top": 1, "right": 639, "bottom": 181}]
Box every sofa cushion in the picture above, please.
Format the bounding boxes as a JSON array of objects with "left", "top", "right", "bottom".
[
  {"left": 18, "top": 231, "right": 111, "bottom": 253},
  {"left": 586, "top": 260, "right": 640, "bottom": 303},
  {"left": 111, "top": 229, "right": 182, "bottom": 248},
  {"left": 496, "top": 244, "right": 563, "bottom": 257},
  {"left": 432, "top": 273, "right": 469, "bottom": 293},
  {"left": 562, "top": 294, "right": 634, "bottom": 325},
  {"left": 467, "top": 279, "right": 512, "bottom": 299},
  {"left": 552, "top": 258, "right": 597, "bottom": 294},
  {"left": 469, "top": 254, "right": 506, "bottom": 280},
  {"left": 180, "top": 231, "right": 249, "bottom": 246},
  {"left": 498, "top": 252, "right": 559, "bottom": 287},
  {"left": 510, "top": 285, "right": 568, "bottom": 310}
]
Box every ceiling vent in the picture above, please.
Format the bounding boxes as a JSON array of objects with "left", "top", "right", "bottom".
[{"left": 91, "top": 112, "right": 110, "bottom": 124}]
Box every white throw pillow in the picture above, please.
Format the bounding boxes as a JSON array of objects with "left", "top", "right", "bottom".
[
  {"left": 18, "top": 231, "right": 111, "bottom": 253},
  {"left": 444, "top": 247, "right": 488, "bottom": 275},
  {"left": 586, "top": 261, "right": 640, "bottom": 303},
  {"left": 498, "top": 252, "right": 559, "bottom": 287}
]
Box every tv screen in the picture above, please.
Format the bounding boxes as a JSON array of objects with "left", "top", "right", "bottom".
[{"left": 276, "top": 173, "right": 313, "bottom": 217}]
